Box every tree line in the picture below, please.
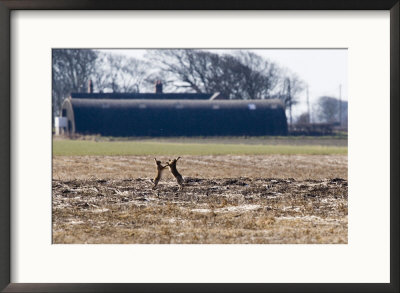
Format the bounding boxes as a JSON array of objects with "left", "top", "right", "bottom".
[
  {"left": 52, "top": 49, "right": 304, "bottom": 119},
  {"left": 52, "top": 49, "right": 347, "bottom": 128}
]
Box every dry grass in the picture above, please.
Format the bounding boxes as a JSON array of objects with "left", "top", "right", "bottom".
[
  {"left": 53, "top": 155, "right": 347, "bottom": 244},
  {"left": 53, "top": 154, "right": 347, "bottom": 181}
]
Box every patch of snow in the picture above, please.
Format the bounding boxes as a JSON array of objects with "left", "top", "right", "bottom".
[
  {"left": 282, "top": 206, "right": 301, "bottom": 212},
  {"left": 92, "top": 208, "right": 109, "bottom": 213},
  {"left": 191, "top": 208, "right": 211, "bottom": 213},
  {"left": 191, "top": 204, "right": 261, "bottom": 214},
  {"left": 222, "top": 204, "right": 261, "bottom": 213},
  {"left": 69, "top": 220, "right": 85, "bottom": 225}
]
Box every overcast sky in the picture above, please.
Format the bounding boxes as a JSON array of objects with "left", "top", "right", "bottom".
[{"left": 100, "top": 49, "right": 347, "bottom": 119}]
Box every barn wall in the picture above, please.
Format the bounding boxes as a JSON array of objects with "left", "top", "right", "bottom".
[
  {"left": 60, "top": 99, "right": 76, "bottom": 133},
  {"left": 62, "top": 99, "right": 288, "bottom": 136}
]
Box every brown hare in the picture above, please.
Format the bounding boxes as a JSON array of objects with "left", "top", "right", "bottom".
[
  {"left": 152, "top": 158, "right": 167, "bottom": 190},
  {"left": 166, "top": 157, "right": 184, "bottom": 189}
]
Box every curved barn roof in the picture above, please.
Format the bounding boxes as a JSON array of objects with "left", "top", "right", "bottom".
[
  {"left": 69, "top": 98, "right": 284, "bottom": 109},
  {"left": 70, "top": 92, "right": 216, "bottom": 100},
  {"left": 62, "top": 98, "right": 287, "bottom": 136}
]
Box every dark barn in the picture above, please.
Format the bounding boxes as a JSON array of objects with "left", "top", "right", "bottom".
[{"left": 60, "top": 97, "right": 288, "bottom": 136}]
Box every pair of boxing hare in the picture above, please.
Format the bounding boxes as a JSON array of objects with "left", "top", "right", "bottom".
[{"left": 152, "top": 157, "right": 184, "bottom": 190}]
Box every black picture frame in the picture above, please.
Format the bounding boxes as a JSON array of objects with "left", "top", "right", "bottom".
[{"left": 0, "top": 1, "right": 399, "bottom": 292}]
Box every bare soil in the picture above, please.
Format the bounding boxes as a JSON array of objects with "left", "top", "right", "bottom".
[
  {"left": 53, "top": 154, "right": 347, "bottom": 181},
  {"left": 52, "top": 155, "right": 347, "bottom": 244}
]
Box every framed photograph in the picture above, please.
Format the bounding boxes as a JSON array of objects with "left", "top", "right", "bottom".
[{"left": 1, "top": 1, "right": 399, "bottom": 292}]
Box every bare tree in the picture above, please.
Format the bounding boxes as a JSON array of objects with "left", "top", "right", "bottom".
[
  {"left": 52, "top": 49, "right": 98, "bottom": 117},
  {"left": 277, "top": 74, "right": 304, "bottom": 107},
  {"left": 316, "top": 96, "right": 339, "bottom": 123},
  {"left": 93, "top": 53, "right": 149, "bottom": 93},
  {"left": 233, "top": 51, "right": 280, "bottom": 99},
  {"left": 274, "top": 73, "right": 305, "bottom": 125},
  {"left": 297, "top": 112, "right": 310, "bottom": 124},
  {"left": 315, "top": 96, "right": 348, "bottom": 126},
  {"left": 145, "top": 49, "right": 281, "bottom": 99},
  {"left": 145, "top": 49, "right": 211, "bottom": 93}
]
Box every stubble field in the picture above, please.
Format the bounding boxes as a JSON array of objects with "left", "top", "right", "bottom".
[{"left": 53, "top": 151, "right": 348, "bottom": 244}]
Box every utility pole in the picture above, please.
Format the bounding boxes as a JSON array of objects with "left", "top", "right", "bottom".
[
  {"left": 339, "top": 84, "right": 342, "bottom": 126},
  {"left": 306, "top": 86, "right": 310, "bottom": 123},
  {"left": 286, "top": 78, "right": 292, "bottom": 126}
]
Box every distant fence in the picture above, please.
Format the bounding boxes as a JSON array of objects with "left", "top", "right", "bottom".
[{"left": 289, "top": 123, "right": 335, "bottom": 136}]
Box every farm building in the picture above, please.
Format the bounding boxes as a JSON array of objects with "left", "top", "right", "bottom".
[
  {"left": 58, "top": 81, "right": 288, "bottom": 136},
  {"left": 60, "top": 98, "right": 287, "bottom": 136}
]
